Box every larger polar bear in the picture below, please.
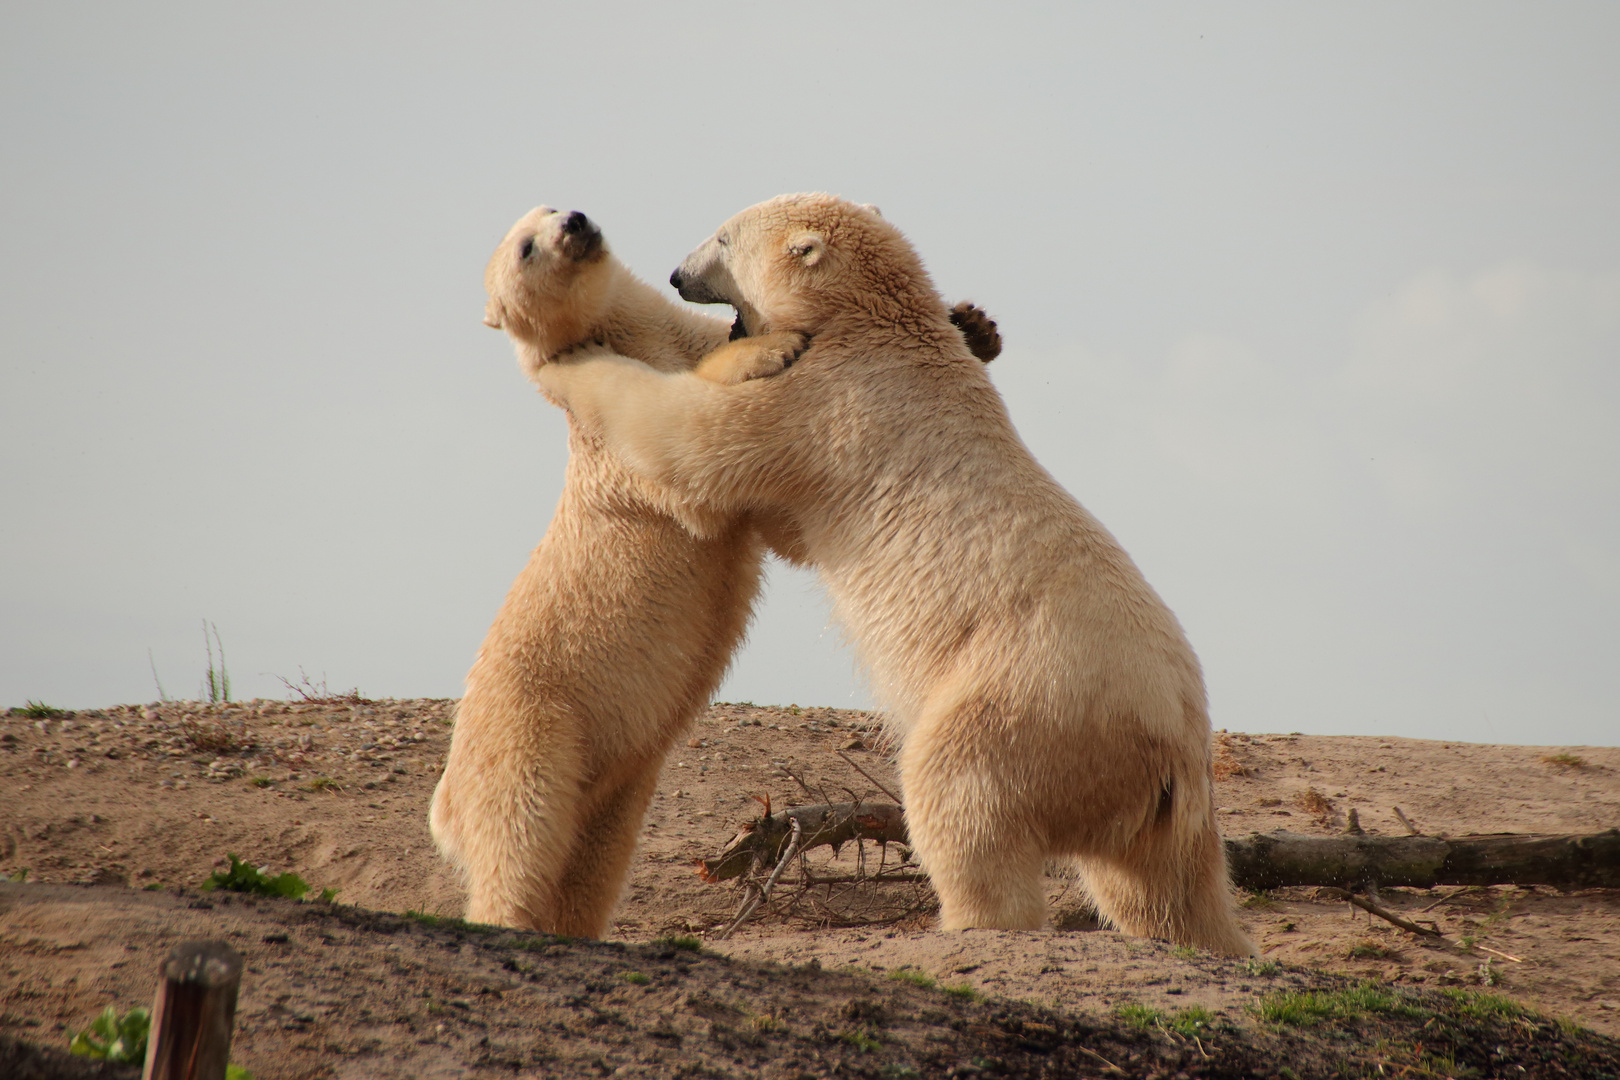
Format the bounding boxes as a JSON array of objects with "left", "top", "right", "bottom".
[
  {"left": 537, "top": 193, "right": 1255, "bottom": 955},
  {"left": 431, "top": 205, "right": 1003, "bottom": 936}
]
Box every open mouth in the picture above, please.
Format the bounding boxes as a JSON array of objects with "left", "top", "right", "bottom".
[{"left": 728, "top": 311, "right": 747, "bottom": 340}]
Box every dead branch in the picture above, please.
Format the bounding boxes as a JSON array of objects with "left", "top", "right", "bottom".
[
  {"left": 696, "top": 802, "right": 908, "bottom": 883},
  {"left": 717, "top": 817, "right": 803, "bottom": 940}
]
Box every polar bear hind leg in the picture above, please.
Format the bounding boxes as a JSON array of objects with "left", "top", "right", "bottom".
[
  {"left": 1077, "top": 797, "right": 1256, "bottom": 957},
  {"left": 898, "top": 695, "right": 1049, "bottom": 930}
]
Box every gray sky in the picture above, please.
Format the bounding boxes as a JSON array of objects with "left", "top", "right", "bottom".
[{"left": 3, "top": 5, "right": 1616, "bottom": 746}]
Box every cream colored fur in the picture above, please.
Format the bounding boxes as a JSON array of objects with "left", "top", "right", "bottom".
[
  {"left": 429, "top": 207, "right": 765, "bottom": 935},
  {"left": 538, "top": 194, "right": 1255, "bottom": 955}
]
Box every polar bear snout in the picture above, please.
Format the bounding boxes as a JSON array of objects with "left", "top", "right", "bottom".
[
  {"left": 556, "top": 210, "right": 603, "bottom": 261},
  {"left": 670, "top": 245, "right": 730, "bottom": 305}
]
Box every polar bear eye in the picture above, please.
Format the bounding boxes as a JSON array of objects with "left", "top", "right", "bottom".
[
  {"left": 519, "top": 237, "right": 535, "bottom": 260},
  {"left": 716, "top": 234, "right": 728, "bottom": 247}
]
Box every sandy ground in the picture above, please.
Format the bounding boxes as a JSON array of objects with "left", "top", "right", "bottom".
[{"left": 2, "top": 697, "right": 1618, "bottom": 1077}]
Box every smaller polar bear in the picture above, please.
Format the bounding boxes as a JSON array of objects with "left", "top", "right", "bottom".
[
  {"left": 429, "top": 206, "right": 767, "bottom": 935},
  {"left": 431, "top": 205, "right": 1003, "bottom": 936},
  {"left": 538, "top": 194, "right": 1254, "bottom": 956}
]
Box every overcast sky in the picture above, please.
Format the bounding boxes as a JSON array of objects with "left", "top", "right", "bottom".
[{"left": 3, "top": 5, "right": 1616, "bottom": 747}]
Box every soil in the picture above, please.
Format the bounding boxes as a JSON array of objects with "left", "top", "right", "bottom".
[{"left": 3, "top": 698, "right": 1618, "bottom": 1078}]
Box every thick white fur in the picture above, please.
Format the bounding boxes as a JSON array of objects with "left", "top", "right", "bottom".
[
  {"left": 539, "top": 194, "right": 1255, "bottom": 955},
  {"left": 428, "top": 207, "right": 766, "bottom": 935}
]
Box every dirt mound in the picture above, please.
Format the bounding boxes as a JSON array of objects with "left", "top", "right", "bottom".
[
  {"left": 4, "top": 883, "right": 1616, "bottom": 1079},
  {"left": 3, "top": 699, "right": 1618, "bottom": 1076}
]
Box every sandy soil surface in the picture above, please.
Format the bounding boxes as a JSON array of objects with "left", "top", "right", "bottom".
[{"left": 2, "top": 697, "right": 1618, "bottom": 1077}]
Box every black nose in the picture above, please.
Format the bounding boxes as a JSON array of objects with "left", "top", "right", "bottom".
[
  {"left": 669, "top": 268, "right": 685, "bottom": 290},
  {"left": 562, "top": 211, "right": 588, "bottom": 235}
]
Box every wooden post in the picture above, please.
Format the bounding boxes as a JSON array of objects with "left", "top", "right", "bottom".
[{"left": 142, "top": 940, "right": 243, "bottom": 1080}]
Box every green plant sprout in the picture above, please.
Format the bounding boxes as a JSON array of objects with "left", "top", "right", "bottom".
[
  {"left": 202, "top": 853, "right": 310, "bottom": 900},
  {"left": 69, "top": 1005, "right": 149, "bottom": 1063}
]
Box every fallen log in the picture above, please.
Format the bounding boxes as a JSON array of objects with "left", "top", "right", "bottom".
[
  {"left": 697, "top": 802, "right": 1620, "bottom": 893},
  {"left": 1224, "top": 829, "right": 1620, "bottom": 891}
]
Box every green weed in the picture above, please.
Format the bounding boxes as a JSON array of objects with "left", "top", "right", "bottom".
[
  {"left": 941, "top": 983, "right": 983, "bottom": 1002},
  {"left": 202, "top": 853, "right": 310, "bottom": 900},
  {"left": 622, "top": 971, "right": 652, "bottom": 985},
  {"left": 20, "top": 700, "right": 67, "bottom": 719},
  {"left": 1171, "top": 944, "right": 1200, "bottom": 960},
  {"left": 202, "top": 620, "right": 231, "bottom": 703},
  {"left": 839, "top": 1029, "right": 882, "bottom": 1052},
  {"left": 1541, "top": 752, "right": 1588, "bottom": 771},
  {"left": 69, "top": 1005, "right": 149, "bottom": 1063},
  {"left": 1244, "top": 957, "right": 1281, "bottom": 977},
  {"left": 3, "top": 868, "right": 29, "bottom": 883},
  {"left": 249, "top": 776, "right": 274, "bottom": 788}
]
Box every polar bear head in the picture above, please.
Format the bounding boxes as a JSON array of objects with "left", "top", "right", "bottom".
[
  {"left": 669, "top": 193, "right": 951, "bottom": 342},
  {"left": 483, "top": 206, "right": 616, "bottom": 372}
]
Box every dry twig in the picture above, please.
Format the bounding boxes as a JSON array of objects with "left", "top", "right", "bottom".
[
  {"left": 834, "top": 750, "right": 900, "bottom": 803},
  {"left": 1319, "top": 887, "right": 1443, "bottom": 938},
  {"left": 1392, "top": 806, "right": 1421, "bottom": 835}
]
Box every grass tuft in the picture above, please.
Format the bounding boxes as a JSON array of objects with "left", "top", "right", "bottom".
[
  {"left": 1116, "top": 1003, "right": 1215, "bottom": 1038},
  {"left": 1257, "top": 982, "right": 1426, "bottom": 1027},
  {"left": 181, "top": 714, "right": 239, "bottom": 753},
  {"left": 1541, "top": 752, "right": 1589, "bottom": 771},
  {"left": 653, "top": 934, "right": 702, "bottom": 952},
  {"left": 21, "top": 700, "right": 68, "bottom": 719}
]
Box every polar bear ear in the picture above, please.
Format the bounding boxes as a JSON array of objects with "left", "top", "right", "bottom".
[
  {"left": 787, "top": 232, "right": 827, "bottom": 267},
  {"left": 483, "top": 297, "right": 504, "bottom": 329},
  {"left": 858, "top": 203, "right": 883, "bottom": 218}
]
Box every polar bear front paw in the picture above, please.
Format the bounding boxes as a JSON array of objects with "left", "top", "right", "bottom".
[{"left": 694, "top": 331, "right": 808, "bottom": 386}]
